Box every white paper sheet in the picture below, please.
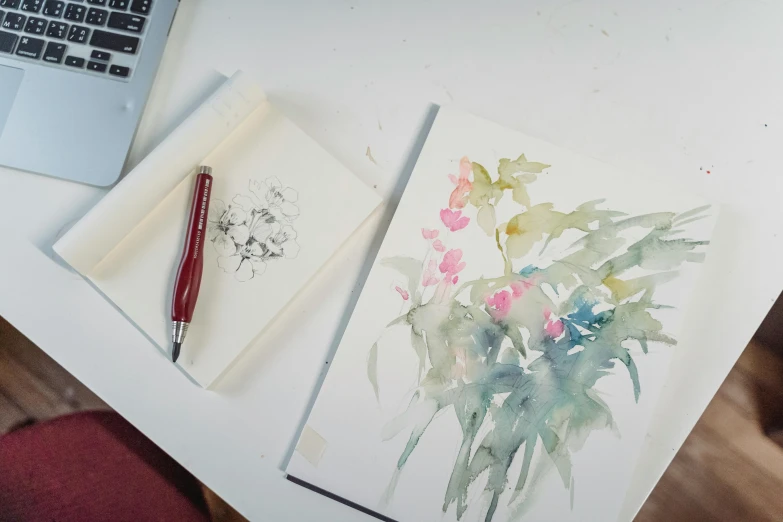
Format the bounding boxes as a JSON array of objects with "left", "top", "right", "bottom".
[
  {"left": 55, "top": 72, "right": 381, "bottom": 387},
  {"left": 287, "top": 108, "right": 716, "bottom": 522}
]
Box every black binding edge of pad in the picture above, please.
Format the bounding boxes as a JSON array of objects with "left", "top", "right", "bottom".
[{"left": 286, "top": 474, "right": 399, "bottom": 522}]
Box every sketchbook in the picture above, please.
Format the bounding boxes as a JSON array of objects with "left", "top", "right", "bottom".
[
  {"left": 54, "top": 72, "right": 381, "bottom": 388},
  {"left": 286, "top": 108, "right": 716, "bottom": 521}
]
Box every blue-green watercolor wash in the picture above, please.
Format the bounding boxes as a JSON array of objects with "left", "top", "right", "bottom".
[{"left": 369, "top": 154, "right": 710, "bottom": 521}]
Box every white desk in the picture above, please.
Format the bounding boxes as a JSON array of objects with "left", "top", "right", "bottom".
[{"left": 2, "top": 1, "right": 782, "bottom": 520}]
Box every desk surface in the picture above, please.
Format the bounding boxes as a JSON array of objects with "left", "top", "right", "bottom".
[{"left": 2, "top": 2, "right": 783, "bottom": 520}]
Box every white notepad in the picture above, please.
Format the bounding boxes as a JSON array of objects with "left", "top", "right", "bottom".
[{"left": 55, "top": 72, "right": 381, "bottom": 387}]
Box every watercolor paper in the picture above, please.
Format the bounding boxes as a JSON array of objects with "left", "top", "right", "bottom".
[
  {"left": 287, "top": 108, "right": 716, "bottom": 522},
  {"left": 55, "top": 72, "right": 380, "bottom": 387}
]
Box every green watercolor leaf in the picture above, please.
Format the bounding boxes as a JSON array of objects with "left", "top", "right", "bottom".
[
  {"left": 386, "top": 314, "right": 409, "bottom": 328},
  {"left": 673, "top": 204, "right": 711, "bottom": 224},
  {"left": 503, "top": 323, "right": 527, "bottom": 358},
  {"left": 477, "top": 204, "right": 497, "bottom": 236},
  {"left": 472, "top": 161, "right": 492, "bottom": 184},
  {"left": 381, "top": 256, "right": 422, "bottom": 302},
  {"left": 603, "top": 272, "right": 678, "bottom": 301},
  {"left": 505, "top": 229, "right": 538, "bottom": 259},
  {"left": 503, "top": 201, "right": 629, "bottom": 259},
  {"left": 498, "top": 154, "right": 551, "bottom": 175},
  {"left": 410, "top": 329, "right": 428, "bottom": 381},
  {"left": 368, "top": 342, "right": 380, "bottom": 402},
  {"left": 469, "top": 279, "right": 491, "bottom": 304},
  {"left": 511, "top": 182, "right": 531, "bottom": 208},
  {"left": 540, "top": 200, "right": 625, "bottom": 254}
]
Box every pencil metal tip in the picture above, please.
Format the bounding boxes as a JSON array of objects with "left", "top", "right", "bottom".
[{"left": 172, "top": 342, "right": 181, "bottom": 363}]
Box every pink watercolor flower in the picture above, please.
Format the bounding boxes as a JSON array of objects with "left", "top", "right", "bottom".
[
  {"left": 448, "top": 157, "right": 473, "bottom": 209},
  {"left": 421, "top": 228, "right": 439, "bottom": 240},
  {"left": 543, "top": 308, "right": 565, "bottom": 338},
  {"left": 394, "top": 286, "right": 410, "bottom": 301},
  {"left": 447, "top": 156, "right": 471, "bottom": 186},
  {"left": 546, "top": 318, "right": 565, "bottom": 338},
  {"left": 439, "top": 249, "right": 466, "bottom": 276},
  {"left": 422, "top": 260, "right": 439, "bottom": 287},
  {"left": 440, "top": 209, "right": 470, "bottom": 232},
  {"left": 510, "top": 280, "right": 534, "bottom": 299},
  {"left": 433, "top": 239, "right": 446, "bottom": 252},
  {"left": 486, "top": 290, "right": 512, "bottom": 319}
]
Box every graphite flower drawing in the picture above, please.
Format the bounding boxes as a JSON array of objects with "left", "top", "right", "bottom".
[{"left": 207, "top": 176, "right": 301, "bottom": 282}]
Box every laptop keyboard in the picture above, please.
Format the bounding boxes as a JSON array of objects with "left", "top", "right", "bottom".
[{"left": 0, "top": 0, "right": 154, "bottom": 81}]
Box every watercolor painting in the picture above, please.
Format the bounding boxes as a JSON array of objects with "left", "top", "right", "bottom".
[
  {"left": 207, "top": 176, "right": 300, "bottom": 281},
  {"left": 367, "top": 154, "right": 710, "bottom": 521}
]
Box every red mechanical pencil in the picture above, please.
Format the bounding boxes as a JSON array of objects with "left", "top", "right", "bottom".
[{"left": 171, "top": 166, "right": 213, "bottom": 363}]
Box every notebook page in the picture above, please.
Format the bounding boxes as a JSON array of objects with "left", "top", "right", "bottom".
[{"left": 54, "top": 71, "right": 266, "bottom": 274}]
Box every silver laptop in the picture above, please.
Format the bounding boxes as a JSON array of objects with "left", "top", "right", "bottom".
[{"left": 0, "top": 0, "right": 179, "bottom": 186}]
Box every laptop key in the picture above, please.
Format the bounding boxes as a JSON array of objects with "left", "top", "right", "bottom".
[
  {"left": 63, "top": 54, "right": 83, "bottom": 67},
  {"left": 89, "top": 28, "right": 137, "bottom": 53},
  {"left": 129, "top": 0, "right": 148, "bottom": 14},
  {"left": 42, "top": 0, "right": 63, "bottom": 17},
  {"left": 23, "top": 15, "right": 45, "bottom": 34},
  {"left": 85, "top": 6, "right": 105, "bottom": 25},
  {"left": 15, "top": 34, "right": 43, "bottom": 58},
  {"left": 63, "top": 3, "right": 84, "bottom": 22},
  {"left": 66, "top": 23, "right": 87, "bottom": 42},
  {"left": 86, "top": 59, "right": 105, "bottom": 72},
  {"left": 89, "top": 48, "right": 108, "bottom": 60},
  {"left": 108, "top": 63, "right": 128, "bottom": 77},
  {"left": 1, "top": 12, "right": 24, "bottom": 30},
  {"left": 42, "top": 40, "right": 65, "bottom": 62},
  {"left": 19, "top": 0, "right": 41, "bottom": 12},
  {"left": 107, "top": 11, "right": 142, "bottom": 32},
  {"left": 0, "top": 0, "right": 20, "bottom": 8},
  {"left": 86, "top": 0, "right": 106, "bottom": 5},
  {"left": 0, "top": 29, "right": 17, "bottom": 52},
  {"left": 45, "top": 19, "right": 66, "bottom": 37},
  {"left": 107, "top": 0, "right": 127, "bottom": 10}
]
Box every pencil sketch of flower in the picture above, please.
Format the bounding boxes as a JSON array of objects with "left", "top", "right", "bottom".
[
  {"left": 217, "top": 241, "right": 267, "bottom": 282},
  {"left": 370, "top": 155, "right": 710, "bottom": 521},
  {"left": 208, "top": 177, "right": 301, "bottom": 282},
  {"left": 207, "top": 201, "right": 250, "bottom": 256},
  {"left": 266, "top": 224, "right": 300, "bottom": 258},
  {"left": 254, "top": 176, "right": 300, "bottom": 221}
]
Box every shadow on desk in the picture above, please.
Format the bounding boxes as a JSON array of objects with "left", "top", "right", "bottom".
[{"left": 1, "top": 314, "right": 783, "bottom": 521}]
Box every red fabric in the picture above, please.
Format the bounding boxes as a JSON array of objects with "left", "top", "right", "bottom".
[{"left": 0, "top": 411, "right": 210, "bottom": 522}]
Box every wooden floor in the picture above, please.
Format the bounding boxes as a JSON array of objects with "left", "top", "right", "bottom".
[
  {"left": 1, "top": 315, "right": 782, "bottom": 521},
  {"left": 636, "top": 338, "right": 783, "bottom": 521}
]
